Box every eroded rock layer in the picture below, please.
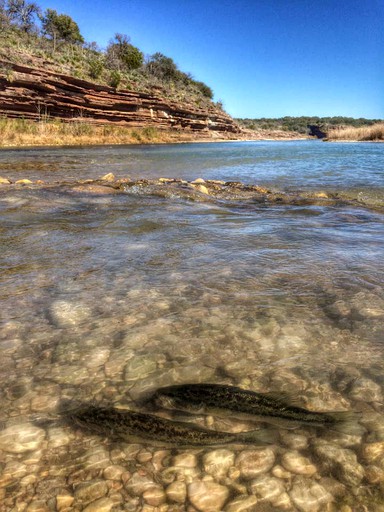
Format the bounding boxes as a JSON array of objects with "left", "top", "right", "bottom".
[{"left": 0, "top": 60, "right": 241, "bottom": 135}]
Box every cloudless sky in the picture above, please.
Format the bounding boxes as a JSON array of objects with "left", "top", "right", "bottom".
[{"left": 36, "top": 0, "right": 383, "bottom": 118}]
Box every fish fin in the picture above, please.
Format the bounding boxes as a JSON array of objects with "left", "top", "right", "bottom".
[
  {"left": 240, "top": 427, "right": 279, "bottom": 446},
  {"left": 327, "top": 410, "right": 363, "bottom": 435},
  {"left": 261, "top": 417, "right": 303, "bottom": 430},
  {"left": 261, "top": 391, "right": 305, "bottom": 408}
]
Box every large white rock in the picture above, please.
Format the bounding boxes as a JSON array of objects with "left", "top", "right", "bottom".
[{"left": 0, "top": 424, "right": 45, "bottom": 453}]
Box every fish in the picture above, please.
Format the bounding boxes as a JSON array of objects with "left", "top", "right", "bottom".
[
  {"left": 66, "top": 404, "right": 276, "bottom": 447},
  {"left": 142, "top": 383, "right": 359, "bottom": 431}
]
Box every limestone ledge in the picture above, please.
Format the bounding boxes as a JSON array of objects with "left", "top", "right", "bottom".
[{"left": 0, "top": 60, "right": 240, "bottom": 135}]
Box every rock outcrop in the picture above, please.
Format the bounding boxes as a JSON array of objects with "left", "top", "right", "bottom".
[{"left": 0, "top": 60, "right": 241, "bottom": 136}]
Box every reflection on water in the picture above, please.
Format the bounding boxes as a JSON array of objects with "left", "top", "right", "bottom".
[{"left": 0, "top": 142, "right": 384, "bottom": 510}]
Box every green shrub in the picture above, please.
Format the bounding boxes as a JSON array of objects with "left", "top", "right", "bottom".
[
  {"left": 109, "top": 69, "right": 121, "bottom": 88},
  {"left": 142, "top": 126, "right": 157, "bottom": 140},
  {"left": 88, "top": 56, "right": 103, "bottom": 79},
  {"left": 106, "top": 33, "right": 143, "bottom": 72},
  {"left": 192, "top": 80, "right": 213, "bottom": 99}
]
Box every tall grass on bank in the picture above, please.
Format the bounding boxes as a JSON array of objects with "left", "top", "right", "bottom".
[
  {"left": 0, "top": 117, "right": 202, "bottom": 146},
  {"left": 328, "top": 123, "right": 384, "bottom": 141}
]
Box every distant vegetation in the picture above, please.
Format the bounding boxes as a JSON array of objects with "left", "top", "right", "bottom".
[
  {"left": 327, "top": 123, "right": 384, "bottom": 141},
  {"left": 0, "top": 0, "right": 216, "bottom": 106},
  {"left": 236, "top": 116, "right": 383, "bottom": 135}
]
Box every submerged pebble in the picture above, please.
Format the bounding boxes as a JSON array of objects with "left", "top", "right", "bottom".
[
  {"left": 166, "top": 481, "right": 187, "bottom": 504},
  {"left": 82, "top": 497, "right": 115, "bottom": 512},
  {"left": 312, "top": 440, "right": 365, "bottom": 486},
  {"left": 249, "top": 475, "right": 285, "bottom": 504},
  {"left": 289, "top": 477, "right": 332, "bottom": 512},
  {"left": 74, "top": 480, "right": 109, "bottom": 504},
  {"left": 49, "top": 300, "right": 92, "bottom": 328},
  {"left": 0, "top": 424, "right": 45, "bottom": 453},
  {"left": 236, "top": 448, "right": 276, "bottom": 479},
  {"left": 348, "top": 377, "right": 383, "bottom": 403},
  {"left": 281, "top": 451, "right": 317, "bottom": 476},
  {"left": 203, "top": 449, "right": 235, "bottom": 478},
  {"left": 224, "top": 495, "right": 258, "bottom": 512},
  {"left": 188, "top": 480, "right": 229, "bottom": 512}
]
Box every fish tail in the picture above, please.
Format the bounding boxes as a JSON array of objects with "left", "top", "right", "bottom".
[
  {"left": 327, "top": 410, "right": 363, "bottom": 435},
  {"left": 239, "top": 427, "right": 279, "bottom": 445}
]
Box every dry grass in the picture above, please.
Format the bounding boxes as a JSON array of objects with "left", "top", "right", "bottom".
[
  {"left": 0, "top": 117, "right": 211, "bottom": 147},
  {"left": 328, "top": 123, "right": 384, "bottom": 141}
]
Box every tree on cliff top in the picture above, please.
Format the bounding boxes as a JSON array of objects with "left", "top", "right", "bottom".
[
  {"left": 6, "top": 0, "right": 40, "bottom": 32},
  {"left": 106, "top": 33, "right": 143, "bottom": 72},
  {"left": 0, "top": 0, "right": 9, "bottom": 27},
  {"left": 41, "top": 8, "right": 84, "bottom": 46},
  {"left": 145, "top": 52, "right": 179, "bottom": 81}
]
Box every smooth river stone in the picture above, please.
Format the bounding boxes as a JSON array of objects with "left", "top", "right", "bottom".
[
  {"left": 224, "top": 496, "right": 258, "bottom": 512},
  {"left": 124, "top": 472, "right": 157, "bottom": 496},
  {"left": 188, "top": 481, "right": 229, "bottom": 512},
  {"left": 281, "top": 451, "right": 317, "bottom": 476},
  {"left": 348, "top": 377, "right": 383, "bottom": 402},
  {"left": 56, "top": 494, "right": 75, "bottom": 510},
  {"left": 365, "top": 465, "right": 384, "bottom": 484},
  {"left": 236, "top": 448, "right": 275, "bottom": 479},
  {"left": 47, "top": 427, "right": 72, "bottom": 448},
  {"left": 49, "top": 299, "right": 92, "bottom": 328},
  {"left": 280, "top": 431, "right": 309, "bottom": 450},
  {"left": 203, "top": 449, "right": 235, "bottom": 477},
  {"left": 361, "top": 441, "right": 384, "bottom": 463},
  {"left": 249, "top": 475, "right": 285, "bottom": 504},
  {"left": 289, "top": 477, "right": 332, "bottom": 512},
  {"left": 0, "top": 424, "right": 45, "bottom": 453},
  {"left": 74, "top": 480, "right": 109, "bottom": 504},
  {"left": 312, "top": 440, "right": 365, "bottom": 486},
  {"left": 166, "top": 481, "right": 187, "bottom": 504},
  {"left": 124, "top": 354, "right": 158, "bottom": 381},
  {"left": 142, "top": 485, "right": 166, "bottom": 506},
  {"left": 351, "top": 291, "right": 384, "bottom": 318},
  {"left": 100, "top": 172, "right": 116, "bottom": 181},
  {"left": 172, "top": 452, "right": 198, "bottom": 468},
  {"left": 26, "top": 500, "right": 50, "bottom": 512},
  {"left": 83, "top": 498, "right": 115, "bottom": 512}
]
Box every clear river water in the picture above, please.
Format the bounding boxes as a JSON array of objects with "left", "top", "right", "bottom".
[{"left": 0, "top": 140, "right": 383, "bottom": 511}]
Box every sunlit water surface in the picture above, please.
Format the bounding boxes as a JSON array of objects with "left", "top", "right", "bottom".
[{"left": 0, "top": 141, "right": 384, "bottom": 511}]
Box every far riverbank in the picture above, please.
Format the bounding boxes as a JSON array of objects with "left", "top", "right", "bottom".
[{"left": 0, "top": 117, "right": 306, "bottom": 148}]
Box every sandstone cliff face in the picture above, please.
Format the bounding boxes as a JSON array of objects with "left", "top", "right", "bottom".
[{"left": 0, "top": 60, "right": 240, "bottom": 135}]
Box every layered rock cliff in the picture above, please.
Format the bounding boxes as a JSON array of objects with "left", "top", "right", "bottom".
[{"left": 0, "top": 60, "right": 241, "bottom": 136}]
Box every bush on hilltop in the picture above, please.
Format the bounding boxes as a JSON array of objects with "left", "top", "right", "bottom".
[{"left": 41, "top": 8, "right": 84, "bottom": 46}]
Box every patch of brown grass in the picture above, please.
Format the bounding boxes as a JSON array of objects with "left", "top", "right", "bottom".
[
  {"left": 0, "top": 117, "right": 211, "bottom": 147},
  {"left": 328, "top": 123, "right": 384, "bottom": 141}
]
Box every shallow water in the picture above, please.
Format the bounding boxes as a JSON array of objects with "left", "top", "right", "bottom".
[{"left": 0, "top": 141, "right": 384, "bottom": 511}]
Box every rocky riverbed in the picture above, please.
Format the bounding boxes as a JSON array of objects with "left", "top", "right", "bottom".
[
  {"left": 1, "top": 172, "right": 384, "bottom": 511},
  {"left": 1, "top": 173, "right": 383, "bottom": 211}
]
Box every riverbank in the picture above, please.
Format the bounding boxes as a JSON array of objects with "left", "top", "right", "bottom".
[
  {"left": 0, "top": 117, "right": 307, "bottom": 148},
  {"left": 327, "top": 123, "right": 384, "bottom": 141},
  {"left": 0, "top": 118, "right": 234, "bottom": 147}
]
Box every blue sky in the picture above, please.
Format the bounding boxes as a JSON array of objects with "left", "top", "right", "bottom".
[{"left": 36, "top": 0, "right": 383, "bottom": 119}]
